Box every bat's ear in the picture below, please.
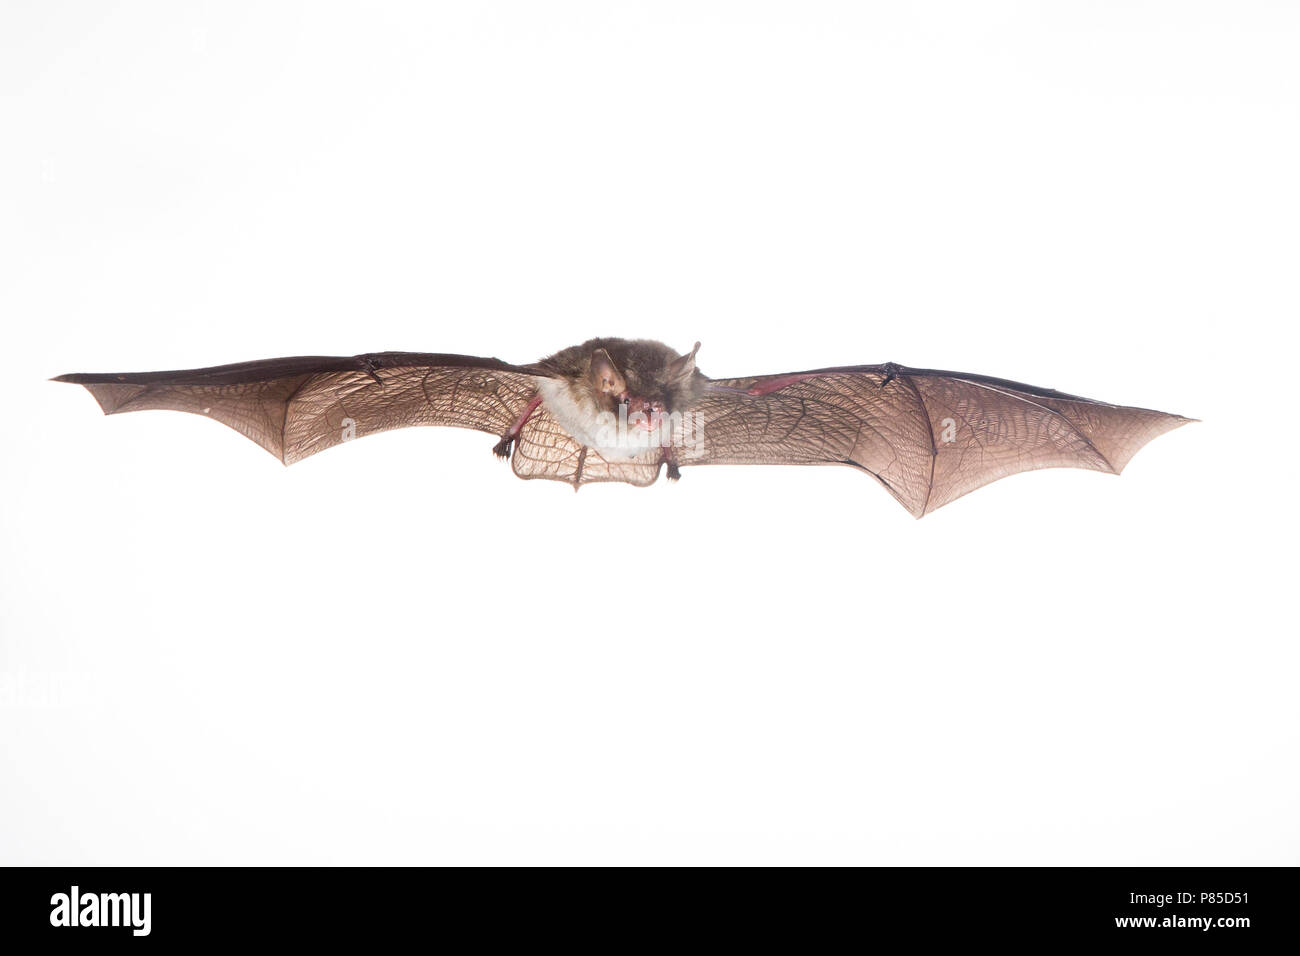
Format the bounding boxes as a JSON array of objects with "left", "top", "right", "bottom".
[
  {"left": 669, "top": 342, "right": 701, "bottom": 383},
  {"left": 588, "top": 348, "right": 627, "bottom": 396}
]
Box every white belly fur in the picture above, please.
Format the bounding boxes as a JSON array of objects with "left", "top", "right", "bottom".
[{"left": 537, "top": 377, "right": 642, "bottom": 460}]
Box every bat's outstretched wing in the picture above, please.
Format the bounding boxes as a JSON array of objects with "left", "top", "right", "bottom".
[
  {"left": 54, "top": 352, "right": 546, "bottom": 464},
  {"left": 685, "top": 364, "right": 1193, "bottom": 517}
]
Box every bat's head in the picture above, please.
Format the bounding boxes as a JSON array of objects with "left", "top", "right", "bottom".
[
  {"left": 582, "top": 340, "right": 703, "bottom": 425},
  {"left": 536, "top": 339, "right": 707, "bottom": 453}
]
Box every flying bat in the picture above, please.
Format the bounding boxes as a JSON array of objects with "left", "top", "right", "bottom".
[{"left": 54, "top": 338, "right": 1192, "bottom": 517}]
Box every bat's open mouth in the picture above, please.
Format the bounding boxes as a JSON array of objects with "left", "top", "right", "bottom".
[{"left": 617, "top": 394, "right": 668, "bottom": 431}]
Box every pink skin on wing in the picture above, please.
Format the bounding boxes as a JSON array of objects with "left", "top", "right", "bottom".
[
  {"left": 744, "top": 373, "right": 822, "bottom": 396},
  {"left": 706, "top": 373, "right": 827, "bottom": 397},
  {"left": 508, "top": 394, "right": 543, "bottom": 438}
]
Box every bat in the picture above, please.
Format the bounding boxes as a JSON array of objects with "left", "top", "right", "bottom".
[{"left": 54, "top": 338, "right": 1192, "bottom": 517}]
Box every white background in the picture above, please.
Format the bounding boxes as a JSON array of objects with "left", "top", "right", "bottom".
[{"left": 1, "top": 2, "right": 1295, "bottom": 865}]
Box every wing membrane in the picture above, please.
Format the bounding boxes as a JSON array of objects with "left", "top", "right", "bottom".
[
  {"left": 512, "top": 409, "right": 662, "bottom": 488},
  {"left": 687, "top": 365, "right": 1192, "bottom": 516},
  {"left": 55, "top": 352, "right": 544, "bottom": 464}
]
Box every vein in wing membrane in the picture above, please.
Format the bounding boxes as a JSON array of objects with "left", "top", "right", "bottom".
[
  {"left": 55, "top": 353, "right": 543, "bottom": 464},
  {"left": 691, "top": 366, "right": 1191, "bottom": 516}
]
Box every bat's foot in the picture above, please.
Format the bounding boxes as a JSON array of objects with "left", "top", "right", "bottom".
[
  {"left": 494, "top": 394, "right": 541, "bottom": 461},
  {"left": 661, "top": 446, "right": 681, "bottom": 481}
]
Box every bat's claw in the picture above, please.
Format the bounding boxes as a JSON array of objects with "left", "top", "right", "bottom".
[
  {"left": 666, "top": 462, "right": 681, "bottom": 481},
  {"left": 357, "top": 357, "right": 385, "bottom": 385},
  {"left": 880, "top": 362, "right": 902, "bottom": 387},
  {"left": 492, "top": 436, "right": 513, "bottom": 459}
]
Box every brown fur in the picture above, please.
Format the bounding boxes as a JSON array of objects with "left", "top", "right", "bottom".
[{"left": 537, "top": 338, "right": 705, "bottom": 413}]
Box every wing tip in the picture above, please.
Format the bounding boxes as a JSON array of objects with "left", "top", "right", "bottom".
[
  {"left": 1108, "top": 411, "right": 1196, "bottom": 475},
  {"left": 53, "top": 377, "right": 143, "bottom": 416},
  {"left": 52, "top": 372, "right": 134, "bottom": 384}
]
